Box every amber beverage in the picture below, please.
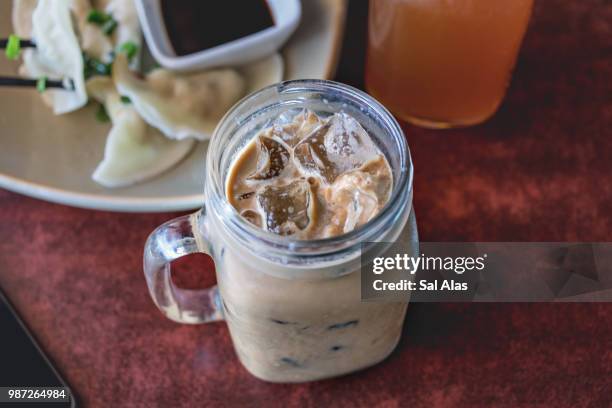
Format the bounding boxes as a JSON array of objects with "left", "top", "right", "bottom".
[{"left": 365, "top": 0, "right": 534, "bottom": 128}]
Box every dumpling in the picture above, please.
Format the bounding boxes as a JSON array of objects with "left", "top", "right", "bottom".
[
  {"left": 70, "top": 0, "right": 141, "bottom": 64},
  {"left": 17, "top": 0, "right": 88, "bottom": 114},
  {"left": 104, "top": 0, "right": 141, "bottom": 55},
  {"left": 87, "top": 77, "right": 195, "bottom": 188},
  {"left": 113, "top": 53, "right": 246, "bottom": 140},
  {"left": 241, "top": 53, "right": 285, "bottom": 94},
  {"left": 70, "top": 0, "right": 114, "bottom": 62}
]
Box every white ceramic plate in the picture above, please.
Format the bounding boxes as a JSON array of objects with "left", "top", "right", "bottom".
[{"left": 0, "top": 0, "right": 347, "bottom": 212}]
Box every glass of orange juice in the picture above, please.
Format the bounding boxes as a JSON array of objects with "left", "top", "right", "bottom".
[{"left": 365, "top": 0, "right": 534, "bottom": 129}]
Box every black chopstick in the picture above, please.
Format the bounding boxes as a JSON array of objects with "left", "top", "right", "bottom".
[
  {"left": 0, "top": 37, "right": 73, "bottom": 92},
  {"left": 0, "top": 77, "right": 72, "bottom": 90},
  {"left": 0, "top": 38, "right": 36, "bottom": 49}
]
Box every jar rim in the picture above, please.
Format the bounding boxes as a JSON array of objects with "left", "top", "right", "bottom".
[{"left": 205, "top": 79, "right": 413, "bottom": 263}]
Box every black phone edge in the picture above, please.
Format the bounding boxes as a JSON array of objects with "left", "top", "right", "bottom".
[{"left": 0, "top": 287, "right": 78, "bottom": 408}]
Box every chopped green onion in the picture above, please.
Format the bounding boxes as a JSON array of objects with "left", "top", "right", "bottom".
[
  {"left": 5, "top": 34, "right": 21, "bottom": 60},
  {"left": 120, "top": 95, "right": 131, "bottom": 104},
  {"left": 84, "top": 67, "right": 93, "bottom": 80},
  {"left": 87, "top": 10, "right": 112, "bottom": 24},
  {"left": 93, "top": 60, "right": 111, "bottom": 75},
  {"left": 87, "top": 9, "right": 117, "bottom": 36},
  {"left": 83, "top": 53, "right": 111, "bottom": 79},
  {"left": 36, "top": 77, "right": 47, "bottom": 93},
  {"left": 118, "top": 41, "right": 139, "bottom": 61},
  {"left": 101, "top": 19, "right": 118, "bottom": 36},
  {"left": 95, "top": 104, "right": 110, "bottom": 123}
]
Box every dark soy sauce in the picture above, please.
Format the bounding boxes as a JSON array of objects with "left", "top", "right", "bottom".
[{"left": 161, "top": 0, "right": 275, "bottom": 56}]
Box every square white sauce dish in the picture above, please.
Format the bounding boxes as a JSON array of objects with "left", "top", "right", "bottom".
[{"left": 135, "top": 0, "right": 302, "bottom": 71}]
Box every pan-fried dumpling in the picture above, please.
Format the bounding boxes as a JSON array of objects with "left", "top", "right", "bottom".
[
  {"left": 18, "top": 0, "right": 87, "bottom": 114},
  {"left": 87, "top": 77, "right": 195, "bottom": 188},
  {"left": 113, "top": 53, "right": 246, "bottom": 140}
]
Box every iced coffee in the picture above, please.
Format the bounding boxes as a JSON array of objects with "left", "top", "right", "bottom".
[
  {"left": 227, "top": 110, "right": 393, "bottom": 239},
  {"left": 216, "top": 109, "right": 407, "bottom": 382},
  {"left": 144, "top": 81, "right": 417, "bottom": 383}
]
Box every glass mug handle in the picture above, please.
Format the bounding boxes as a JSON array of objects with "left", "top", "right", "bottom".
[{"left": 143, "top": 207, "right": 224, "bottom": 324}]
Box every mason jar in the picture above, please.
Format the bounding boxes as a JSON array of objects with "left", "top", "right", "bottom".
[{"left": 144, "top": 80, "right": 418, "bottom": 382}]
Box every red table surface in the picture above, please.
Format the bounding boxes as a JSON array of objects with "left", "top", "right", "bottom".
[{"left": 1, "top": 1, "right": 611, "bottom": 407}]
